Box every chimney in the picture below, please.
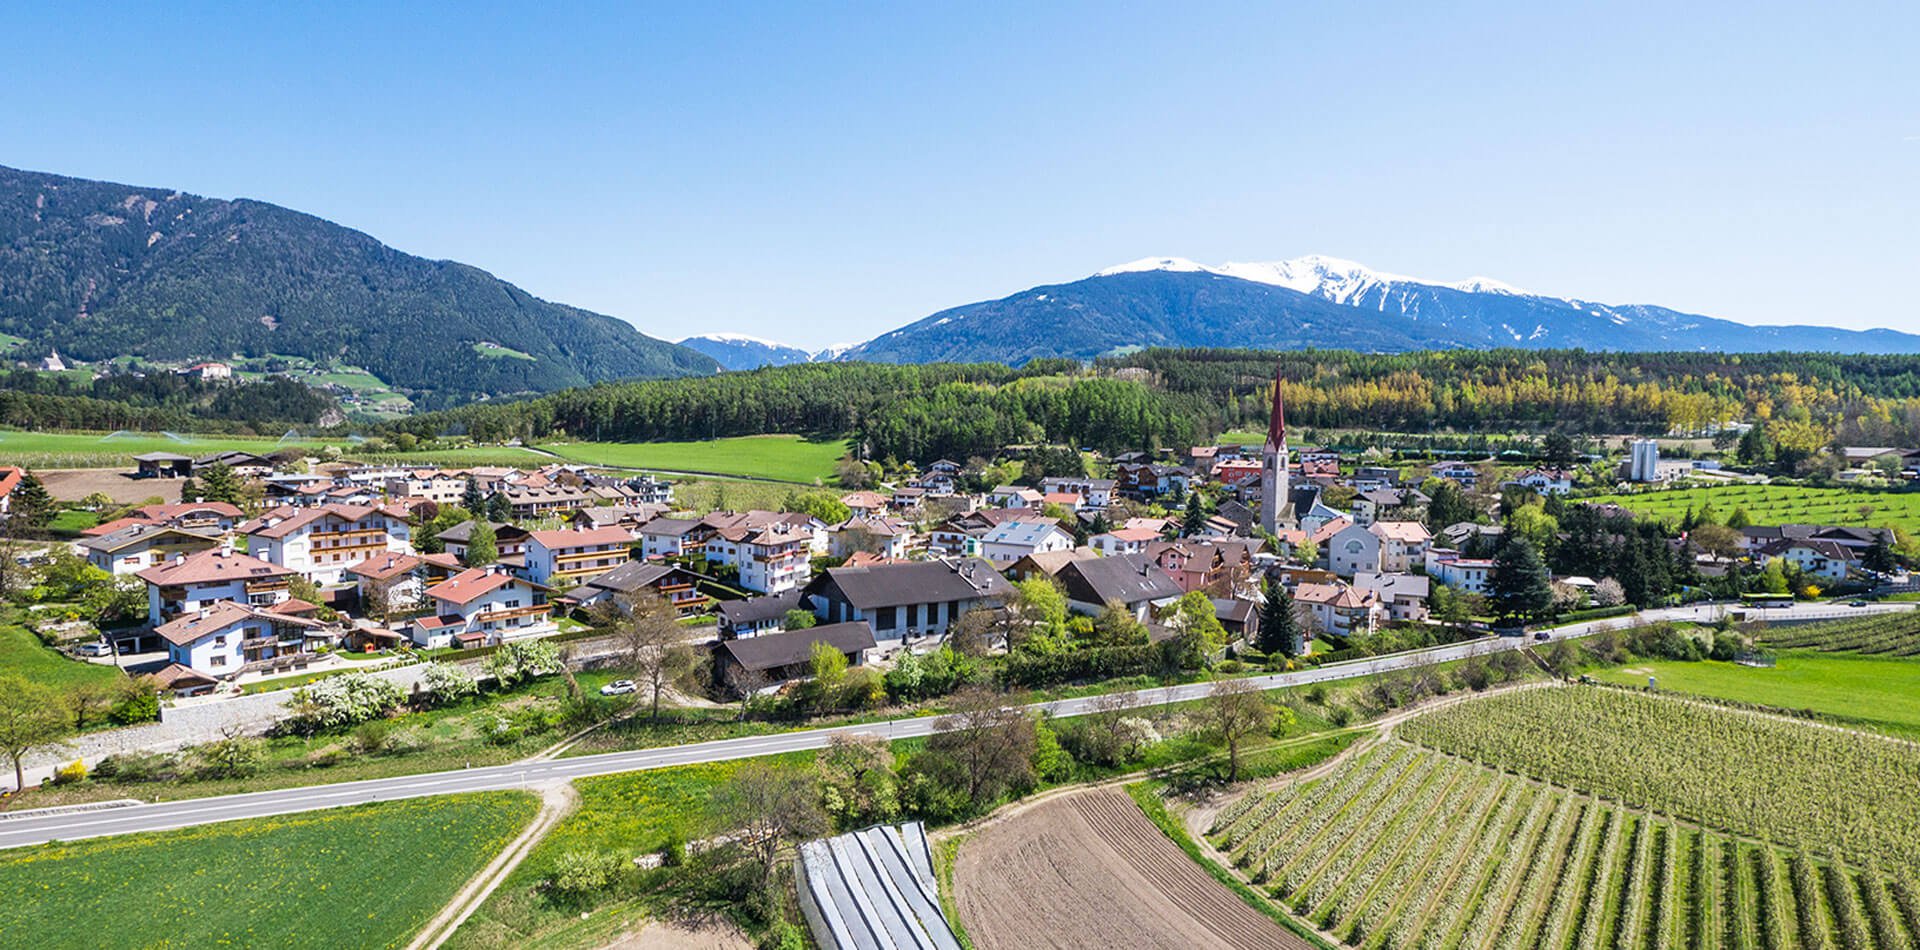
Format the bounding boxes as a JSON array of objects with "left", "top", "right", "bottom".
[{"left": 220, "top": 539, "right": 234, "bottom": 557}]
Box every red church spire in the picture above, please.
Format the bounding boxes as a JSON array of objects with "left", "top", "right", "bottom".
[{"left": 1266, "top": 363, "right": 1286, "bottom": 448}]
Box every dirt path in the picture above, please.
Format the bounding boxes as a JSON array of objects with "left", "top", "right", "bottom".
[
  {"left": 408, "top": 781, "right": 578, "bottom": 950},
  {"left": 954, "top": 787, "right": 1307, "bottom": 950}
]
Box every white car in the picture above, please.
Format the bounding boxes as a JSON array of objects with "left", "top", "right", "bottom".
[
  {"left": 599, "top": 679, "right": 637, "bottom": 696},
  {"left": 73, "top": 641, "right": 112, "bottom": 657}
]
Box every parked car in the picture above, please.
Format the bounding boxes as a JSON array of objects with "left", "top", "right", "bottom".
[
  {"left": 599, "top": 679, "right": 637, "bottom": 696},
  {"left": 1532, "top": 631, "right": 1552, "bottom": 641},
  {"left": 72, "top": 641, "right": 112, "bottom": 657},
  {"left": 1848, "top": 600, "right": 1869, "bottom": 607}
]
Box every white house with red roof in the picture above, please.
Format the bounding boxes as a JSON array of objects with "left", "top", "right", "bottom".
[
  {"left": 238, "top": 503, "right": 414, "bottom": 585},
  {"left": 1294, "top": 582, "right": 1380, "bottom": 637},
  {"left": 157, "top": 600, "right": 331, "bottom": 676},
  {"left": 0, "top": 466, "right": 23, "bottom": 516},
  {"left": 137, "top": 546, "right": 296, "bottom": 624},
  {"left": 413, "top": 565, "right": 555, "bottom": 649},
  {"left": 347, "top": 550, "right": 462, "bottom": 616},
  {"left": 178, "top": 361, "right": 233, "bottom": 380},
  {"left": 524, "top": 526, "right": 637, "bottom": 588},
  {"left": 1089, "top": 525, "right": 1161, "bottom": 557}
]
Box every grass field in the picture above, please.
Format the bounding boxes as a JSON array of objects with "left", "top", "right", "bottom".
[
  {"left": 0, "top": 793, "right": 537, "bottom": 949},
  {"left": 1588, "top": 482, "right": 1920, "bottom": 535},
  {"left": 472, "top": 342, "right": 535, "bottom": 360},
  {"left": 0, "top": 622, "right": 125, "bottom": 689},
  {"left": 0, "top": 430, "right": 326, "bottom": 468},
  {"left": 447, "top": 753, "right": 814, "bottom": 949},
  {"left": 536, "top": 434, "right": 848, "bottom": 483},
  {"left": 1590, "top": 651, "right": 1920, "bottom": 738}
]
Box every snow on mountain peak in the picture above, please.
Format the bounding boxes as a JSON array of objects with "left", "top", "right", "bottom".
[
  {"left": 679, "top": 331, "right": 792, "bottom": 347},
  {"left": 1094, "top": 254, "right": 1532, "bottom": 299},
  {"left": 1094, "top": 257, "right": 1214, "bottom": 277}
]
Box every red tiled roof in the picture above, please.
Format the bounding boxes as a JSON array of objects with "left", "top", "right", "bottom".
[
  {"left": 136, "top": 502, "right": 244, "bottom": 521},
  {"left": 425, "top": 567, "right": 517, "bottom": 605},
  {"left": 347, "top": 551, "right": 422, "bottom": 580},
  {"left": 0, "top": 466, "right": 23, "bottom": 498},
  {"left": 152, "top": 663, "right": 218, "bottom": 690},
  {"left": 239, "top": 503, "right": 407, "bottom": 539},
  {"left": 268, "top": 597, "right": 321, "bottom": 616},
  {"left": 528, "top": 527, "right": 636, "bottom": 549},
  {"left": 136, "top": 547, "right": 291, "bottom": 586},
  {"left": 83, "top": 515, "right": 162, "bottom": 537}
]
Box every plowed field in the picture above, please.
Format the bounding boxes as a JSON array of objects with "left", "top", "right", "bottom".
[{"left": 954, "top": 788, "right": 1306, "bottom": 950}]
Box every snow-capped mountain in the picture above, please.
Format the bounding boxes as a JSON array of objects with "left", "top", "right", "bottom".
[
  {"left": 841, "top": 255, "right": 1920, "bottom": 365},
  {"left": 677, "top": 333, "right": 848, "bottom": 370}
]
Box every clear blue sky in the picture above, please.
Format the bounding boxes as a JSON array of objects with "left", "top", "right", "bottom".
[{"left": 5, "top": 2, "right": 1914, "bottom": 348}]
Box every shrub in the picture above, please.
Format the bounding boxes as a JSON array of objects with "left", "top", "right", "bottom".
[
  {"left": 414, "top": 662, "right": 479, "bottom": 708},
  {"left": 548, "top": 849, "right": 627, "bottom": 900},
  {"left": 285, "top": 672, "right": 406, "bottom": 734},
  {"left": 107, "top": 681, "right": 160, "bottom": 725},
  {"left": 50, "top": 760, "right": 87, "bottom": 785}
]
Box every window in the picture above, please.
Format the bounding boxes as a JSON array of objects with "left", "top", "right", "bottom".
[
  {"left": 214, "top": 635, "right": 227, "bottom": 647},
  {"left": 212, "top": 656, "right": 226, "bottom": 667},
  {"left": 906, "top": 604, "right": 919, "bottom": 627},
  {"left": 875, "top": 606, "right": 897, "bottom": 630}
]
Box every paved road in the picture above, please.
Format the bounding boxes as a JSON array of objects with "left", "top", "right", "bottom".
[{"left": 1, "top": 600, "right": 1905, "bottom": 850}]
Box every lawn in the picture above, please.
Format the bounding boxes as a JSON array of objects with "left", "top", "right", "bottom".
[
  {"left": 446, "top": 752, "right": 815, "bottom": 949},
  {"left": 536, "top": 434, "right": 849, "bottom": 483},
  {"left": 1589, "top": 651, "right": 1920, "bottom": 739},
  {"left": 45, "top": 508, "right": 100, "bottom": 537},
  {"left": 0, "top": 430, "right": 327, "bottom": 468},
  {"left": 0, "top": 622, "right": 125, "bottom": 690},
  {"left": 1587, "top": 483, "right": 1920, "bottom": 535},
  {"left": 0, "top": 792, "right": 538, "bottom": 950},
  {"left": 472, "top": 342, "right": 536, "bottom": 360}
]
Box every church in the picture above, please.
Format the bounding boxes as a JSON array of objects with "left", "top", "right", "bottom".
[{"left": 1260, "top": 363, "right": 1296, "bottom": 534}]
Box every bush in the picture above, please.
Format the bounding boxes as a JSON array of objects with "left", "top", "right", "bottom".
[
  {"left": 998, "top": 644, "right": 1155, "bottom": 688},
  {"left": 285, "top": 672, "right": 406, "bottom": 734},
  {"left": 548, "top": 849, "right": 627, "bottom": 900},
  {"left": 350, "top": 719, "right": 394, "bottom": 754},
  {"left": 50, "top": 760, "right": 87, "bottom": 785},
  {"left": 414, "top": 662, "right": 479, "bottom": 708},
  {"left": 108, "top": 681, "right": 160, "bottom": 725},
  {"left": 91, "top": 751, "right": 175, "bottom": 783}
]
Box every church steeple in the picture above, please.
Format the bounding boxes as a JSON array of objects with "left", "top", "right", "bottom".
[
  {"left": 1265, "top": 364, "right": 1286, "bottom": 449},
  {"left": 1261, "top": 362, "right": 1292, "bottom": 535}
]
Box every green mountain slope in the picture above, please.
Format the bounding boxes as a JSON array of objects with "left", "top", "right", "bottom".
[{"left": 0, "top": 165, "right": 716, "bottom": 405}]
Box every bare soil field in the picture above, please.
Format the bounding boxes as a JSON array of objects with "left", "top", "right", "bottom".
[
  {"left": 954, "top": 788, "right": 1306, "bottom": 950},
  {"left": 37, "top": 468, "right": 179, "bottom": 504},
  {"left": 601, "top": 919, "right": 751, "bottom": 949}
]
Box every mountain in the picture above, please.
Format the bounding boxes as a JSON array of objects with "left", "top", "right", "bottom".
[
  {"left": 843, "top": 255, "right": 1920, "bottom": 364},
  {"left": 0, "top": 165, "right": 718, "bottom": 405},
  {"left": 677, "top": 333, "right": 820, "bottom": 370}
]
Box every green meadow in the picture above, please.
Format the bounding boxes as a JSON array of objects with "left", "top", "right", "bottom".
[{"left": 1591, "top": 650, "right": 1920, "bottom": 739}]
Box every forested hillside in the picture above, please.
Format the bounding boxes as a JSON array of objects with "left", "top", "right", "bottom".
[
  {"left": 394, "top": 349, "right": 1920, "bottom": 463},
  {"left": 0, "top": 165, "right": 717, "bottom": 406}
]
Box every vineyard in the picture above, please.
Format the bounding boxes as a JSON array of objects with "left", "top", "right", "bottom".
[
  {"left": 1206, "top": 689, "right": 1920, "bottom": 949},
  {"left": 1756, "top": 612, "right": 1920, "bottom": 656}
]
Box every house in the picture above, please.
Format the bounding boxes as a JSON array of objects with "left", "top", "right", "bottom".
[
  {"left": 831, "top": 516, "right": 915, "bottom": 561},
  {"left": 1370, "top": 521, "right": 1432, "bottom": 573},
  {"left": 1737, "top": 524, "right": 1893, "bottom": 556},
  {"left": 635, "top": 517, "right": 705, "bottom": 560},
  {"left": 715, "top": 622, "right": 876, "bottom": 691},
  {"left": 137, "top": 501, "right": 246, "bottom": 534},
  {"left": 807, "top": 558, "right": 1013, "bottom": 642},
  {"left": 986, "top": 486, "right": 1045, "bottom": 508},
  {"left": 840, "top": 491, "right": 891, "bottom": 517},
  {"left": 157, "top": 600, "right": 332, "bottom": 677},
  {"left": 381, "top": 470, "right": 468, "bottom": 505},
  {"left": 439, "top": 520, "right": 532, "bottom": 564},
  {"left": 717, "top": 589, "right": 806, "bottom": 638},
  {"left": 1353, "top": 571, "right": 1431, "bottom": 623},
  {"left": 79, "top": 524, "right": 223, "bottom": 575},
  {"left": 1426, "top": 548, "right": 1495, "bottom": 595},
  {"left": 178, "top": 361, "right": 233, "bottom": 381},
  {"left": 929, "top": 507, "right": 1038, "bottom": 557},
  {"left": 1089, "top": 526, "right": 1162, "bottom": 557},
  {"left": 1212, "top": 458, "right": 1263, "bottom": 489},
  {"left": 566, "top": 504, "right": 668, "bottom": 533},
  {"left": 1113, "top": 462, "right": 1191, "bottom": 499},
  {"left": 978, "top": 519, "right": 1076, "bottom": 563},
  {"left": 1327, "top": 522, "right": 1382, "bottom": 578},
  {"left": 1004, "top": 548, "right": 1101, "bottom": 582},
  {"left": 40, "top": 349, "right": 65, "bottom": 372},
  {"left": 1505, "top": 468, "right": 1573, "bottom": 496},
  {"left": 1055, "top": 554, "right": 1184, "bottom": 621},
  {"left": 559, "top": 560, "right": 715, "bottom": 615},
  {"left": 524, "top": 527, "right": 638, "bottom": 589},
  {"left": 1756, "top": 539, "right": 1857, "bottom": 583},
  {"left": 703, "top": 510, "right": 830, "bottom": 556},
  {"left": 238, "top": 503, "right": 415, "bottom": 586},
  {"left": 132, "top": 452, "right": 195, "bottom": 479},
  {"left": 347, "top": 551, "right": 461, "bottom": 617},
  {"left": 1441, "top": 522, "right": 1503, "bottom": 550},
  {"left": 1211, "top": 597, "right": 1259, "bottom": 642},
  {"left": 490, "top": 485, "right": 596, "bottom": 521},
  {"left": 621, "top": 475, "right": 674, "bottom": 505},
  {"left": 0, "top": 466, "right": 21, "bottom": 515},
  {"left": 1429, "top": 461, "right": 1481, "bottom": 487},
  {"left": 906, "top": 471, "right": 958, "bottom": 495},
  {"left": 1348, "top": 466, "right": 1402, "bottom": 492},
  {"left": 704, "top": 524, "right": 813, "bottom": 594},
  {"left": 1039, "top": 476, "right": 1115, "bottom": 509},
  {"left": 1294, "top": 582, "right": 1380, "bottom": 637},
  {"left": 137, "top": 546, "right": 296, "bottom": 624},
  {"left": 412, "top": 565, "right": 555, "bottom": 649}
]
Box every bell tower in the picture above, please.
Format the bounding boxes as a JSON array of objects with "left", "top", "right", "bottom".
[{"left": 1260, "top": 363, "right": 1292, "bottom": 535}]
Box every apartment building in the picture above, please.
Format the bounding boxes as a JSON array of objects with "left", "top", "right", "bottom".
[{"left": 239, "top": 503, "right": 415, "bottom": 585}]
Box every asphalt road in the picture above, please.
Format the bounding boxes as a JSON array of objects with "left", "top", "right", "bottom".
[{"left": 0, "top": 600, "right": 1904, "bottom": 851}]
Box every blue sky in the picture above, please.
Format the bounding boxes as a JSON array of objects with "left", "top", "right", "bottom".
[{"left": 5, "top": 2, "right": 1914, "bottom": 348}]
